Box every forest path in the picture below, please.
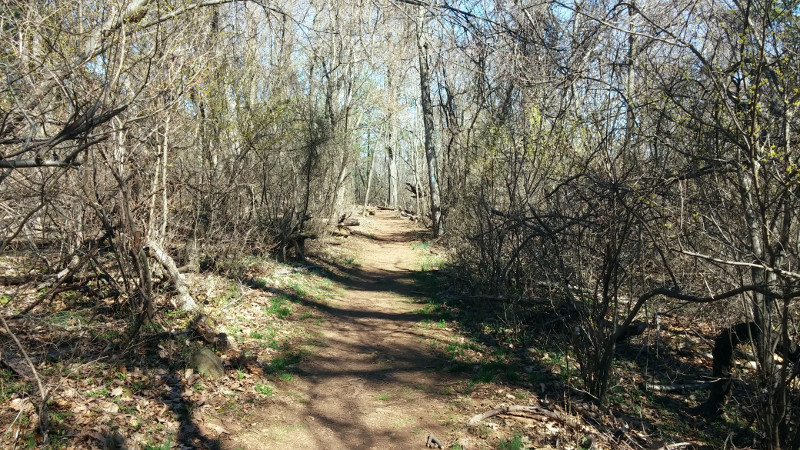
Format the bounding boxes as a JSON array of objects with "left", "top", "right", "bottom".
[{"left": 224, "top": 209, "right": 463, "bottom": 449}]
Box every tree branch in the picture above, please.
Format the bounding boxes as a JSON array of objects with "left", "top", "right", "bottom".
[
  {"left": 0, "top": 159, "right": 81, "bottom": 169},
  {"left": 673, "top": 248, "right": 800, "bottom": 280}
]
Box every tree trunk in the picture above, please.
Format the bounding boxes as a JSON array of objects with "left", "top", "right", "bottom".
[
  {"left": 701, "top": 322, "right": 760, "bottom": 415},
  {"left": 386, "top": 68, "right": 399, "bottom": 208},
  {"left": 416, "top": 15, "right": 443, "bottom": 237},
  {"left": 363, "top": 128, "right": 376, "bottom": 214},
  {"left": 147, "top": 240, "right": 198, "bottom": 311}
]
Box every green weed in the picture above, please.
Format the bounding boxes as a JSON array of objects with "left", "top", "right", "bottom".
[
  {"left": 278, "top": 373, "right": 294, "bottom": 382},
  {"left": 255, "top": 383, "right": 274, "bottom": 396},
  {"left": 499, "top": 430, "right": 524, "bottom": 450},
  {"left": 264, "top": 296, "right": 293, "bottom": 319},
  {"left": 144, "top": 439, "right": 172, "bottom": 450}
]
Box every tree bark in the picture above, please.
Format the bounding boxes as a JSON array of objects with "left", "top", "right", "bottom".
[
  {"left": 147, "top": 240, "right": 198, "bottom": 311},
  {"left": 386, "top": 67, "right": 399, "bottom": 208},
  {"left": 362, "top": 128, "right": 376, "bottom": 214},
  {"left": 416, "top": 15, "right": 443, "bottom": 237}
]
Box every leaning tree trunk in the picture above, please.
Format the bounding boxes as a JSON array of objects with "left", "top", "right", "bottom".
[
  {"left": 147, "top": 241, "right": 198, "bottom": 311},
  {"left": 416, "top": 14, "right": 443, "bottom": 237}
]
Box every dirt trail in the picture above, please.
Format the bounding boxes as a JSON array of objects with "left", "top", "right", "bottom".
[{"left": 225, "top": 210, "right": 461, "bottom": 449}]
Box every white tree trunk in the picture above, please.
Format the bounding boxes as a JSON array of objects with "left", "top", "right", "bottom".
[{"left": 147, "top": 240, "right": 198, "bottom": 311}]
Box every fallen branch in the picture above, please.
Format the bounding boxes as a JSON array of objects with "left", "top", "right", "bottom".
[
  {"left": 339, "top": 218, "right": 360, "bottom": 227},
  {"left": 1, "top": 308, "right": 50, "bottom": 444},
  {"left": 11, "top": 244, "right": 101, "bottom": 317},
  {"left": 0, "top": 275, "right": 42, "bottom": 286},
  {"left": 655, "top": 443, "right": 703, "bottom": 450},
  {"left": 426, "top": 433, "right": 443, "bottom": 448},
  {"left": 466, "top": 405, "right": 580, "bottom": 429},
  {"left": 642, "top": 382, "right": 711, "bottom": 392},
  {"left": 146, "top": 240, "right": 198, "bottom": 311}
]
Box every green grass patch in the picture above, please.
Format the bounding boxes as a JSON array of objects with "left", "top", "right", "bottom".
[
  {"left": 278, "top": 373, "right": 294, "bottom": 382},
  {"left": 0, "top": 369, "right": 29, "bottom": 401},
  {"left": 412, "top": 241, "right": 430, "bottom": 250},
  {"left": 263, "top": 295, "right": 293, "bottom": 319},
  {"left": 255, "top": 383, "right": 274, "bottom": 396},
  {"left": 291, "top": 282, "right": 308, "bottom": 297},
  {"left": 498, "top": 430, "right": 524, "bottom": 450},
  {"left": 268, "top": 350, "right": 304, "bottom": 374},
  {"left": 144, "top": 439, "right": 172, "bottom": 450},
  {"left": 87, "top": 387, "right": 110, "bottom": 398}
]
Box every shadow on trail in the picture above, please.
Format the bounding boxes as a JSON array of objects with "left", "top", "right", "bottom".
[
  {"left": 350, "top": 226, "right": 425, "bottom": 243},
  {"left": 231, "top": 240, "right": 567, "bottom": 448}
]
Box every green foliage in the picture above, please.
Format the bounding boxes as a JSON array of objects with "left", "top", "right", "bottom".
[
  {"left": 268, "top": 352, "right": 302, "bottom": 372},
  {"left": 255, "top": 383, "right": 274, "bottom": 396},
  {"left": 412, "top": 241, "right": 430, "bottom": 250},
  {"left": 278, "top": 372, "right": 293, "bottom": 382},
  {"left": 263, "top": 295, "right": 293, "bottom": 319},
  {"left": 0, "top": 369, "right": 28, "bottom": 401},
  {"left": 87, "top": 387, "right": 110, "bottom": 398},
  {"left": 498, "top": 430, "right": 524, "bottom": 450},
  {"left": 144, "top": 439, "right": 172, "bottom": 450}
]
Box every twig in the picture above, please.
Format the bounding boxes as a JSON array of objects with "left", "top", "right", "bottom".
[{"left": 0, "top": 299, "right": 50, "bottom": 443}]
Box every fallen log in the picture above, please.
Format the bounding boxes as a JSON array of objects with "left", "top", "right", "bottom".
[
  {"left": 642, "top": 382, "right": 711, "bottom": 392},
  {"left": 466, "top": 405, "right": 581, "bottom": 429},
  {"left": 13, "top": 244, "right": 101, "bottom": 316},
  {"left": 0, "top": 349, "right": 35, "bottom": 381},
  {"left": 340, "top": 218, "right": 360, "bottom": 227},
  {"left": 0, "top": 274, "right": 42, "bottom": 285},
  {"left": 146, "top": 241, "right": 198, "bottom": 311},
  {"left": 426, "top": 433, "right": 443, "bottom": 449},
  {"left": 284, "top": 232, "right": 317, "bottom": 260}
]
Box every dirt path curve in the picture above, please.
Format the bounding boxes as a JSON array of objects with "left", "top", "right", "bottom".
[{"left": 225, "top": 210, "right": 462, "bottom": 449}]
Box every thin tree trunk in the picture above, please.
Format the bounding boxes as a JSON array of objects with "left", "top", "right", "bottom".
[
  {"left": 160, "top": 114, "right": 170, "bottom": 243},
  {"left": 386, "top": 68, "right": 399, "bottom": 207},
  {"left": 412, "top": 140, "right": 422, "bottom": 217},
  {"left": 363, "top": 129, "right": 376, "bottom": 214},
  {"left": 416, "top": 14, "right": 443, "bottom": 237}
]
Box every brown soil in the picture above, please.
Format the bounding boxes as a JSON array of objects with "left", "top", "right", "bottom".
[{"left": 223, "top": 210, "right": 466, "bottom": 449}]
